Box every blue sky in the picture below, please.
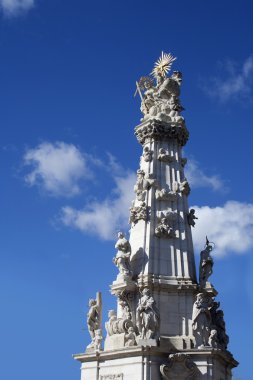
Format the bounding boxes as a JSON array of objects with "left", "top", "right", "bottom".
[{"left": 1, "top": 0, "right": 253, "bottom": 379}]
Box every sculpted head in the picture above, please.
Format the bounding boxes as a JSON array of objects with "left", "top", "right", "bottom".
[
  {"left": 89, "top": 299, "right": 96, "bottom": 307},
  {"left": 117, "top": 231, "right": 124, "bottom": 239}
]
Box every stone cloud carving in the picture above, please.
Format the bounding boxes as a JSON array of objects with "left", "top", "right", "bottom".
[
  {"left": 129, "top": 202, "right": 148, "bottom": 224},
  {"left": 155, "top": 217, "right": 175, "bottom": 238}
]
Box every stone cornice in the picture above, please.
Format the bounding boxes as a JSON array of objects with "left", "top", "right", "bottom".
[{"left": 134, "top": 119, "right": 189, "bottom": 146}]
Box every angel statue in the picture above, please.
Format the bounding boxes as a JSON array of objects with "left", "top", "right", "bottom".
[{"left": 134, "top": 52, "right": 185, "bottom": 124}]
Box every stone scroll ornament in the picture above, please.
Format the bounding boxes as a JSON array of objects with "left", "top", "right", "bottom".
[
  {"left": 86, "top": 292, "right": 102, "bottom": 351},
  {"left": 113, "top": 232, "right": 132, "bottom": 279},
  {"left": 134, "top": 52, "right": 185, "bottom": 125},
  {"left": 136, "top": 288, "right": 160, "bottom": 340}
]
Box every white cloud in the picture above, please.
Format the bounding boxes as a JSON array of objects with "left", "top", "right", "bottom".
[
  {"left": 60, "top": 171, "right": 136, "bottom": 240},
  {"left": 192, "top": 201, "right": 253, "bottom": 257},
  {"left": 24, "top": 142, "right": 91, "bottom": 197},
  {"left": 202, "top": 55, "right": 253, "bottom": 103},
  {"left": 0, "top": 0, "right": 34, "bottom": 16},
  {"left": 185, "top": 158, "right": 226, "bottom": 192}
]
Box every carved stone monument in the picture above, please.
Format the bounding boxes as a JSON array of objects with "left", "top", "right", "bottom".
[{"left": 74, "top": 52, "right": 238, "bottom": 379}]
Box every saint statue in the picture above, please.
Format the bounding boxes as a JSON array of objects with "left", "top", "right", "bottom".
[
  {"left": 86, "top": 292, "right": 102, "bottom": 349},
  {"left": 113, "top": 232, "right": 132, "bottom": 278},
  {"left": 136, "top": 288, "right": 160, "bottom": 340},
  {"left": 199, "top": 238, "right": 214, "bottom": 288}
]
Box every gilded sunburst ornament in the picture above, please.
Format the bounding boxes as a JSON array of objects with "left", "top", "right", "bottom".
[{"left": 151, "top": 51, "right": 177, "bottom": 79}]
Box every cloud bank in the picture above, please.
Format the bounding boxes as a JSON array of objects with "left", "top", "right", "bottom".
[
  {"left": 185, "top": 158, "right": 226, "bottom": 192},
  {"left": 0, "top": 0, "right": 34, "bottom": 16},
  {"left": 24, "top": 142, "right": 91, "bottom": 197},
  {"left": 60, "top": 172, "right": 136, "bottom": 240},
  {"left": 192, "top": 201, "right": 253, "bottom": 257},
  {"left": 202, "top": 55, "right": 253, "bottom": 103}
]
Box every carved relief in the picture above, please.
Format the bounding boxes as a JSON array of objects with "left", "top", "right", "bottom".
[
  {"left": 173, "top": 180, "right": 190, "bottom": 196},
  {"left": 157, "top": 148, "right": 173, "bottom": 162},
  {"left": 155, "top": 189, "right": 177, "bottom": 201},
  {"left": 142, "top": 146, "right": 153, "bottom": 162},
  {"left": 129, "top": 202, "right": 148, "bottom": 224},
  {"left": 161, "top": 353, "right": 198, "bottom": 380},
  {"left": 136, "top": 288, "right": 160, "bottom": 339},
  {"left": 155, "top": 217, "right": 175, "bottom": 238},
  {"left": 187, "top": 209, "right": 198, "bottom": 227}
]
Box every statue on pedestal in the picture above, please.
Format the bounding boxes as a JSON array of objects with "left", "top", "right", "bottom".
[
  {"left": 199, "top": 238, "right": 214, "bottom": 288},
  {"left": 192, "top": 293, "right": 212, "bottom": 348},
  {"left": 86, "top": 292, "right": 102, "bottom": 350},
  {"left": 136, "top": 288, "right": 160, "bottom": 340},
  {"left": 113, "top": 232, "right": 132, "bottom": 279},
  {"left": 135, "top": 52, "right": 185, "bottom": 125}
]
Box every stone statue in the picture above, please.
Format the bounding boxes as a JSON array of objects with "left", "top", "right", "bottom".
[
  {"left": 142, "top": 146, "right": 153, "bottom": 162},
  {"left": 187, "top": 209, "right": 198, "bottom": 227},
  {"left": 192, "top": 293, "right": 212, "bottom": 348},
  {"left": 129, "top": 202, "right": 148, "bottom": 224},
  {"left": 124, "top": 327, "right": 137, "bottom": 347},
  {"left": 94, "top": 329, "right": 103, "bottom": 351},
  {"left": 118, "top": 298, "right": 132, "bottom": 320},
  {"left": 86, "top": 292, "right": 102, "bottom": 350},
  {"left": 199, "top": 239, "right": 214, "bottom": 288},
  {"left": 105, "top": 309, "right": 133, "bottom": 338},
  {"left": 134, "top": 169, "right": 145, "bottom": 193},
  {"left": 181, "top": 157, "right": 187, "bottom": 167},
  {"left": 113, "top": 232, "right": 132, "bottom": 278},
  {"left": 135, "top": 52, "right": 185, "bottom": 124},
  {"left": 179, "top": 179, "right": 191, "bottom": 196},
  {"left": 208, "top": 329, "right": 218, "bottom": 348},
  {"left": 155, "top": 188, "right": 177, "bottom": 201},
  {"left": 212, "top": 309, "right": 229, "bottom": 350},
  {"left": 157, "top": 148, "right": 173, "bottom": 163},
  {"left": 155, "top": 217, "right": 175, "bottom": 239},
  {"left": 136, "top": 288, "right": 160, "bottom": 340}
]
